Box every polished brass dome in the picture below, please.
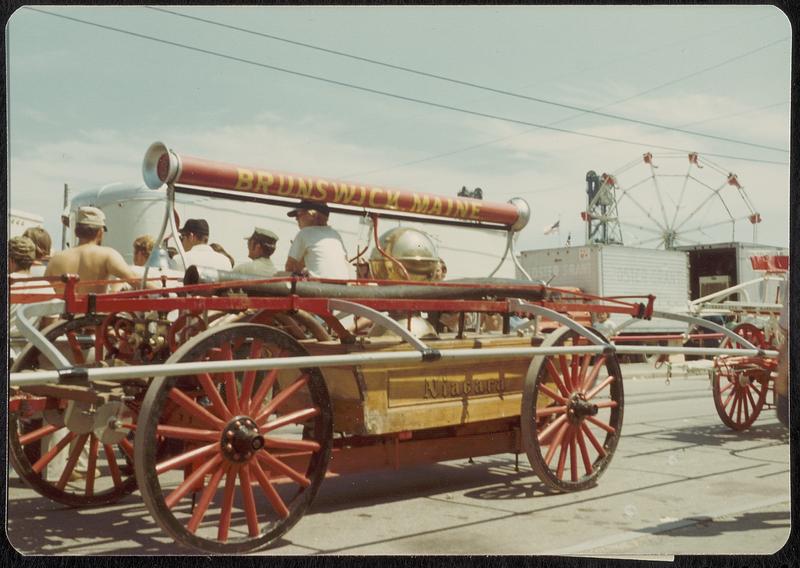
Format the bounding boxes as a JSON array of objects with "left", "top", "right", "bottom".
[{"left": 369, "top": 227, "right": 440, "bottom": 281}]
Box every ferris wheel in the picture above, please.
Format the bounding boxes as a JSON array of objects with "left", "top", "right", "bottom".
[{"left": 583, "top": 152, "right": 762, "bottom": 249}]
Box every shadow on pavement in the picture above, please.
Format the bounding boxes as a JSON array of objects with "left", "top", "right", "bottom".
[
  {"left": 309, "top": 455, "right": 555, "bottom": 514},
  {"left": 640, "top": 510, "right": 790, "bottom": 539},
  {"left": 630, "top": 420, "right": 789, "bottom": 448}
]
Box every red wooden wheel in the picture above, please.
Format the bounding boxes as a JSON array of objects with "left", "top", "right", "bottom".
[
  {"left": 135, "top": 323, "right": 332, "bottom": 553},
  {"left": 712, "top": 323, "right": 772, "bottom": 431},
  {"left": 521, "top": 326, "right": 623, "bottom": 492},
  {"left": 9, "top": 315, "right": 139, "bottom": 507}
]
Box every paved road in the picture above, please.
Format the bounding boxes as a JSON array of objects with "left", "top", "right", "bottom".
[{"left": 6, "top": 368, "right": 791, "bottom": 558}]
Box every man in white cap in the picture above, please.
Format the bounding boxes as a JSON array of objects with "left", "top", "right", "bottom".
[
  {"left": 46, "top": 206, "right": 139, "bottom": 294},
  {"left": 285, "top": 201, "right": 351, "bottom": 279},
  {"left": 177, "top": 218, "right": 231, "bottom": 271},
  {"left": 234, "top": 227, "right": 280, "bottom": 277}
]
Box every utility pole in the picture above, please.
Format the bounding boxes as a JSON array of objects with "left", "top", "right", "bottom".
[{"left": 61, "top": 183, "right": 70, "bottom": 250}]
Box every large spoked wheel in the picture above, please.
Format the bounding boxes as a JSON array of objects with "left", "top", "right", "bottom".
[
  {"left": 521, "top": 326, "right": 623, "bottom": 492},
  {"left": 135, "top": 323, "right": 332, "bottom": 554},
  {"left": 712, "top": 323, "right": 771, "bottom": 431},
  {"left": 9, "top": 315, "right": 139, "bottom": 507}
]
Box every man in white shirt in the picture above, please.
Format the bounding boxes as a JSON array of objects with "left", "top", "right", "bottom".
[
  {"left": 178, "top": 218, "right": 231, "bottom": 271},
  {"left": 285, "top": 201, "right": 351, "bottom": 280},
  {"left": 234, "top": 227, "right": 280, "bottom": 277}
]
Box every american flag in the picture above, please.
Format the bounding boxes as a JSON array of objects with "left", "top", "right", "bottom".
[{"left": 543, "top": 220, "right": 560, "bottom": 235}]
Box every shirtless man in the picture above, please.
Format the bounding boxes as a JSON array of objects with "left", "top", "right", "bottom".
[{"left": 45, "top": 206, "right": 138, "bottom": 293}]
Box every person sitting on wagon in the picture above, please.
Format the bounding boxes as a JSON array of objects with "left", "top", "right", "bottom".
[
  {"left": 45, "top": 206, "right": 140, "bottom": 294},
  {"left": 285, "top": 201, "right": 351, "bottom": 280},
  {"left": 177, "top": 218, "right": 232, "bottom": 271},
  {"left": 9, "top": 236, "right": 57, "bottom": 363},
  {"left": 22, "top": 226, "right": 52, "bottom": 277},
  {"left": 132, "top": 234, "right": 155, "bottom": 267},
  {"left": 234, "top": 227, "right": 279, "bottom": 277}
]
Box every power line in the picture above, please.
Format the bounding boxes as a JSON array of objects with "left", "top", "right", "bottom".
[
  {"left": 145, "top": 5, "right": 789, "bottom": 154},
  {"left": 26, "top": 7, "right": 790, "bottom": 169}
]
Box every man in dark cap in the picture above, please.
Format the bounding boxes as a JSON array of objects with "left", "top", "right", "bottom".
[
  {"left": 285, "top": 201, "right": 351, "bottom": 279},
  {"left": 46, "top": 206, "right": 138, "bottom": 294},
  {"left": 177, "top": 218, "right": 231, "bottom": 270},
  {"left": 234, "top": 227, "right": 280, "bottom": 277}
]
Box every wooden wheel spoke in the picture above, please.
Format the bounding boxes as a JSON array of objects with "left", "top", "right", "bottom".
[
  {"left": 260, "top": 407, "right": 320, "bottom": 432},
  {"left": 218, "top": 466, "right": 240, "bottom": 542},
  {"left": 238, "top": 466, "right": 261, "bottom": 537},
  {"left": 578, "top": 353, "right": 591, "bottom": 390},
  {"left": 249, "top": 368, "right": 279, "bottom": 416},
  {"left": 33, "top": 431, "right": 76, "bottom": 474},
  {"left": 156, "top": 424, "right": 220, "bottom": 443},
  {"left": 721, "top": 387, "right": 736, "bottom": 410},
  {"left": 197, "top": 373, "right": 233, "bottom": 421},
  {"left": 168, "top": 388, "right": 225, "bottom": 430},
  {"left": 257, "top": 374, "right": 310, "bottom": 423},
  {"left": 570, "top": 354, "right": 580, "bottom": 391},
  {"left": 103, "top": 444, "right": 123, "bottom": 488},
  {"left": 742, "top": 392, "right": 750, "bottom": 421},
  {"left": 187, "top": 463, "right": 226, "bottom": 534},
  {"left": 537, "top": 414, "right": 567, "bottom": 445},
  {"left": 580, "top": 422, "right": 606, "bottom": 458},
  {"left": 736, "top": 395, "right": 744, "bottom": 423},
  {"left": 569, "top": 432, "right": 578, "bottom": 482},
  {"left": 558, "top": 355, "right": 573, "bottom": 391},
  {"left": 545, "top": 359, "right": 571, "bottom": 398},
  {"left": 535, "top": 405, "right": 568, "bottom": 419},
  {"left": 581, "top": 356, "right": 607, "bottom": 392},
  {"left": 86, "top": 435, "right": 100, "bottom": 497},
  {"left": 576, "top": 429, "right": 594, "bottom": 476},
  {"left": 156, "top": 442, "right": 219, "bottom": 475},
  {"left": 116, "top": 437, "right": 133, "bottom": 462},
  {"left": 164, "top": 454, "right": 223, "bottom": 510},
  {"left": 585, "top": 374, "right": 613, "bottom": 400},
  {"left": 256, "top": 451, "right": 311, "bottom": 488},
  {"left": 250, "top": 460, "right": 290, "bottom": 519},
  {"left": 585, "top": 415, "right": 616, "bottom": 434},
  {"left": 239, "top": 340, "right": 264, "bottom": 413},
  {"left": 593, "top": 400, "right": 619, "bottom": 410},
  {"left": 264, "top": 436, "right": 321, "bottom": 452},
  {"left": 537, "top": 384, "right": 566, "bottom": 405},
  {"left": 19, "top": 423, "right": 61, "bottom": 446},
  {"left": 219, "top": 342, "right": 241, "bottom": 416},
  {"left": 555, "top": 426, "right": 570, "bottom": 478},
  {"left": 56, "top": 433, "right": 90, "bottom": 490},
  {"left": 544, "top": 421, "right": 570, "bottom": 466},
  {"left": 718, "top": 381, "right": 734, "bottom": 396}
]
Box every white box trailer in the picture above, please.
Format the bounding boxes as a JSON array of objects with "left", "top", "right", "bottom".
[
  {"left": 66, "top": 183, "right": 518, "bottom": 279},
  {"left": 674, "top": 242, "right": 789, "bottom": 300},
  {"left": 517, "top": 244, "right": 689, "bottom": 333},
  {"left": 9, "top": 209, "right": 44, "bottom": 238}
]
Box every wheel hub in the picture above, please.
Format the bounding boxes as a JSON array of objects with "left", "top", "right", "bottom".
[
  {"left": 220, "top": 416, "right": 264, "bottom": 462},
  {"left": 567, "top": 393, "right": 598, "bottom": 422}
]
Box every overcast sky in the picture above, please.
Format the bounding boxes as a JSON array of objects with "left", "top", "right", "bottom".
[{"left": 6, "top": 5, "right": 792, "bottom": 252}]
